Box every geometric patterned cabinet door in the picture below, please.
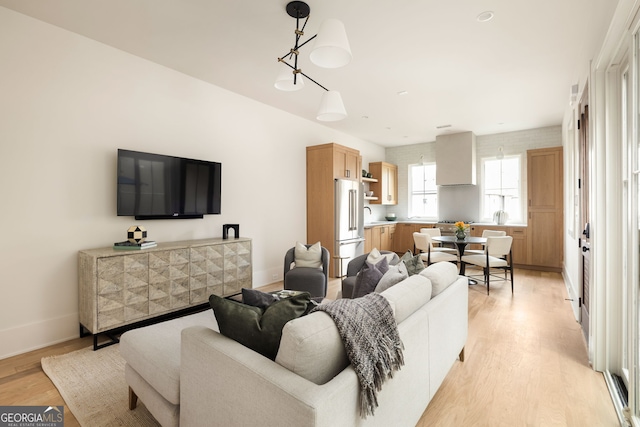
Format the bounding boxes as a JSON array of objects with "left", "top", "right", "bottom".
[{"left": 79, "top": 237, "right": 252, "bottom": 335}]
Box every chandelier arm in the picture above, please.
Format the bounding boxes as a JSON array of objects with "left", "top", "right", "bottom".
[
  {"left": 296, "top": 34, "right": 317, "bottom": 50},
  {"left": 299, "top": 70, "right": 329, "bottom": 92}
]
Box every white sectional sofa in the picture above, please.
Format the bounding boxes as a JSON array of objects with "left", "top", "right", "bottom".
[{"left": 120, "top": 262, "right": 468, "bottom": 427}]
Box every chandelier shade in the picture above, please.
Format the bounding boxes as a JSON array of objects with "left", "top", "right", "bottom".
[
  {"left": 317, "top": 90, "right": 347, "bottom": 122},
  {"left": 310, "top": 19, "right": 352, "bottom": 69},
  {"left": 274, "top": 67, "right": 305, "bottom": 91}
]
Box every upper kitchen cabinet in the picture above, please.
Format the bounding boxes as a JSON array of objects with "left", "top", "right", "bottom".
[
  {"left": 527, "top": 147, "right": 563, "bottom": 271},
  {"left": 306, "top": 143, "right": 363, "bottom": 277},
  {"left": 369, "top": 162, "right": 397, "bottom": 205},
  {"left": 332, "top": 144, "right": 361, "bottom": 181},
  {"left": 435, "top": 132, "right": 476, "bottom": 185}
]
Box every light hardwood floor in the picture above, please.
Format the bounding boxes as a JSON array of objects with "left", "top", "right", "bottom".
[{"left": 0, "top": 269, "right": 619, "bottom": 426}]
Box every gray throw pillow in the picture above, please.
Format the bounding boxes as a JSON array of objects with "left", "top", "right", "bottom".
[
  {"left": 209, "top": 292, "right": 313, "bottom": 360},
  {"left": 375, "top": 261, "right": 409, "bottom": 293},
  {"left": 352, "top": 257, "right": 389, "bottom": 299},
  {"left": 400, "top": 250, "right": 425, "bottom": 276},
  {"left": 242, "top": 288, "right": 279, "bottom": 309}
]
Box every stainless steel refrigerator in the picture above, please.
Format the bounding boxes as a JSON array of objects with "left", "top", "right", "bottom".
[{"left": 334, "top": 179, "right": 365, "bottom": 277}]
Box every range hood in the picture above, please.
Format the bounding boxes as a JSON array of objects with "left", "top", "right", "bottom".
[{"left": 435, "top": 131, "right": 476, "bottom": 185}]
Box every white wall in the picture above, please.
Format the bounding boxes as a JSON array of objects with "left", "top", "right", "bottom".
[
  {"left": 0, "top": 7, "right": 385, "bottom": 359},
  {"left": 384, "top": 126, "right": 562, "bottom": 221}
]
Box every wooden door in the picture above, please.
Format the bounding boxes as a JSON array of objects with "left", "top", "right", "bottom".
[
  {"left": 527, "top": 147, "right": 563, "bottom": 270},
  {"left": 579, "top": 99, "right": 590, "bottom": 341}
]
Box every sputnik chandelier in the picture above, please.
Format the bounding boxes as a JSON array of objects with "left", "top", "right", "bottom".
[{"left": 275, "top": 1, "right": 352, "bottom": 121}]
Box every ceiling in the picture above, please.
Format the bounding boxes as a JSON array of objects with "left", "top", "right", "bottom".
[{"left": 0, "top": 0, "right": 619, "bottom": 147}]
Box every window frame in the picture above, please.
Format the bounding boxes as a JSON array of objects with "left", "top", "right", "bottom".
[
  {"left": 408, "top": 162, "right": 438, "bottom": 219},
  {"left": 479, "top": 154, "right": 524, "bottom": 223}
]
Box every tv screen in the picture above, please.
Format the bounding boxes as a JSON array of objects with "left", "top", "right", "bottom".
[{"left": 117, "top": 149, "right": 221, "bottom": 219}]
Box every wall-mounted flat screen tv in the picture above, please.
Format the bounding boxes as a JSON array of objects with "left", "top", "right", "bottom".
[{"left": 117, "top": 149, "right": 221, "bottom": 219}]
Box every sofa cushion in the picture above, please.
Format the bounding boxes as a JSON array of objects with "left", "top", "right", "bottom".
[
  {"left": 276, "top": 311, "right": 349, "bottom": 385},
  {"left": 400, "top": 251, "right": 425, "bottom": 276},
  {"left": 294, "top": 241, "right": 322, "bottom": 268},
  {"left": 352, "top": 257, "right": 388, "bottom": 299},
  {"left": 380, "top": 275, "right": 432, "bottom": 323},
  {"left": 375, "top": 261, "right": 408, "bottom": 293},
  {"left": 209, "top": 293, "right": 313, "bottom": 360},
  {"left": 242, "top": 288, "right": 278, "bottom": 309},
  {"left": 366, "top": 248, "right": 398, "bottom": 266},
  {"left": 419, "top": 262, "right": 459, "bottom": 297},
  {"left": 119, "top": 310, "right": 217, "bottom": 405}
]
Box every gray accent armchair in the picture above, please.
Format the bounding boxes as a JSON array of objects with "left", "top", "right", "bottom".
[
  {"left": 283, "top": 245, "right": 330, "bottom": 302},
  {"left": 340, "top": 250, "right": 399, "bottom": 298}
]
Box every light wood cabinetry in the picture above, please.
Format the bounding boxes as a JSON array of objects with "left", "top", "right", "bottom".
[
  {"left": 392, "top": 223, "right": 435, "bottom": 254},
  {"left": 527, "top": 147, "right": 563, "bottom": 271},
  {"left": 369, "top": 162, "right": 398, "bottom": 205},
  {"left": 364, "top": 227, "right": 373, "bottom": 253},
  {"left": 366, "top": 224, "right": 396, "bottom": 252},
  {"left": 307, "top": 143, "right": 363, "bottom": 277},
  {"left": 78, "top": 238, "right": 252, "bottom": 335},
  {"left": 332, "top": 144, "right": 361, "bottom": 181}
]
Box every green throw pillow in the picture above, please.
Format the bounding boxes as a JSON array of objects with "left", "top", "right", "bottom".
[
  {"left": 400, "top": 250, "right": 425, "bottom": 276},
  {"left": 241, "top": 288, "right": 279, "bottom": 309},
  {"left": 209, "top": 292, "right": 313, "bottom": 360}
]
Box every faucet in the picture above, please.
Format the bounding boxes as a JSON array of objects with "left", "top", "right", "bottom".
[{"left": 364, "top": 206, "right": 372, "bottom": 215}]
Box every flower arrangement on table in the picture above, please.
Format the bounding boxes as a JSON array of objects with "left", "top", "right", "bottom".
[{"left": 454, "top": 221, "right": 469, "bottom": 239}]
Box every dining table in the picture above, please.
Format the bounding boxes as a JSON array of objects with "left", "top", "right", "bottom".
[{"left": 432, "top": 235, "right": 487, "bottom": 277}]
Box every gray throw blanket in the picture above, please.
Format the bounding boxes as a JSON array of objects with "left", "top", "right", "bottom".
[{"left": 312, "top": 293, "right": 404, "bottom": 418}]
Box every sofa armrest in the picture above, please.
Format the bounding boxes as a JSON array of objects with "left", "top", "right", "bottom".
[
  {"left": 426, "top": 276, "right": 468, "bottom": 398},
  {"left": 180, "top": 326, "right": 362, "bottom": 427}
]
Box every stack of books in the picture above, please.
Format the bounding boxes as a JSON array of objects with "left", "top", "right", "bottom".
[{"left": 113, "top": 240, "right": 157, "bottom": 250}]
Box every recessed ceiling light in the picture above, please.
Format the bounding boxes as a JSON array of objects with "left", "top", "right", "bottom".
[
  {"left": 477, "top": 11, "right": 494, "bottom": 22},
  {"left": 436, "top": 124, "right": 452, "bottom": 129},
  {"left": 361, "top": 116, "right": 369, "bottom": 119},
  {"left": 397, "top": 90, "right": 409, "bottom": 96}
]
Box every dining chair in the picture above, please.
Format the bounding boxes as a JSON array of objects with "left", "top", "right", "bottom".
[
  {"left": 464, "top": 229, "right": 507, "bottom": 255},
  {"left": 418, "top": 228, "right": 458, "bottom": 254},
  {"left": 413, "top": 232, "right": 458, "bottom": 266},
  {"left": 460, "top": 235, "right": 513, "bottom": 295}
]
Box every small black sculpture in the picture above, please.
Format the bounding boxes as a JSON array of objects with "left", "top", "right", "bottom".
[{"left": 222, "top": 224, "right": 240, "bottom": 239}]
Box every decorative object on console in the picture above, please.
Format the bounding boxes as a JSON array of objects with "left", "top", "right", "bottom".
[
  {"left": 127, "top": 225, "right": 147, "bottom": 243},
  {"left": 275, "top": 1, "right": 351, "bottom": 121},
  {"left": 113, "top": 240, "right": 156, "bottom": 250},
  {"left": 222, "top": 223, "right": 240, "bottom": 239},
  {"left": 454, "top": 221, "right": 468, "bottom": 240}
]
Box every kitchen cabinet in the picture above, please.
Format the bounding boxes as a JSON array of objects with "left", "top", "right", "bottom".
[
  {"left": 306, "top": 143, "right": 363, "bottom": 277},
  {"left": 332, "top": 144, "right": 361, "bottom": 181},
  {"left": 366, "top": 224, "right": 396, "bottom": 252},
  {"left": 527, "top": 147, "right": 563, "bottom": 271},
  {"left": 364, "top": 227, "right": 373, "bottom": 253},
  {"left": 369, "top": 162, "right": 397, "bottom": 205},
  {"left": 393, "top": 223, "right": 435, "bottom": 254}
]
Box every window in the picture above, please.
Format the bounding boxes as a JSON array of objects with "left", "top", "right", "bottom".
[
  {"left": 482, "top": 156, "right": 522, "bottom": 222},
  {"left": 409, "top": 163, "right": 437, "bottom": 218}
]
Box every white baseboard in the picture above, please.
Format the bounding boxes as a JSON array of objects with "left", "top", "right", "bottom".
[
  {"left": 0, "top": 313, "right": 79, "bottom": 360},
  {"left": 562, "top": 268, "right": 580, "bottom": 321}
]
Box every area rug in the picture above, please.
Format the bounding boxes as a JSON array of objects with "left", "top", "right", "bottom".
[{"left": 41, "top": 344, "right": 160, "bottom": 427}]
